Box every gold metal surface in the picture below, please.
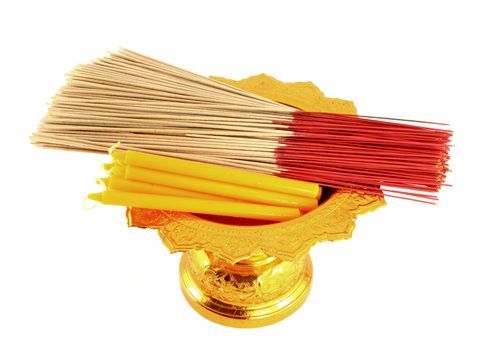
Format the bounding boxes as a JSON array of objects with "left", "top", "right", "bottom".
[
  {"left": 179, "top": 250, "right": 312, "bottom": 327},
  {"left": 132, "top": 191, "right": 383, "bottom": 263},
  {"left": 127, "top": 75, "right": 385, "bottom": 327}
]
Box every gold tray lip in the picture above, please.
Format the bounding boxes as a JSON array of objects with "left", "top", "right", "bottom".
[{"left": 156, "top": 190, "right": 384, "bottom": 263}]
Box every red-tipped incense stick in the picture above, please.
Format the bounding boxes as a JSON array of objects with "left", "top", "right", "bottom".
[{"left": 276, "top": 111, "right": 452, "bottom": 202}]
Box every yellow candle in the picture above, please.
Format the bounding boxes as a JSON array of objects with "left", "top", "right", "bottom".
[
  {"left": 111, "top": 164, "right": 318, "bottom": 210},
  {"left": 112, "top": 150, "right": 320, "bottom": 199},
  {"left": 101, "top": 176, "right": 235, "bottom": 201},
  {"left": 102, "top": 163, "right": 113, "bottom": 172},
  {"left": 88, "top": 191, "right": 302, "bottom": 221}
]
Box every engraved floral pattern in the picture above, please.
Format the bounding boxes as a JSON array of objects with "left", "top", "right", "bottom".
[
  {"left": 184, "top": 251, "right": 309, "bottom": 305},
  {"left": 127, "top": 190, "right": 384, "bottom": 263}
]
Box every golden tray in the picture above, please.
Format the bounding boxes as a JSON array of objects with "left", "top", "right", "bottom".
[{"left": 127, "top": 75, "right": 385, "bottom": 328}]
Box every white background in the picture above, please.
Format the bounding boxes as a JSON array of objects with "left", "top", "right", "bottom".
[{"left": 1, "top": 1, "right": 483, "bottom": 349}]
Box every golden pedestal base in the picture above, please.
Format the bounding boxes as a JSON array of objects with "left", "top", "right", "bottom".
[{"left": 179, "top": 250, "right": 312, "bottom": 328}]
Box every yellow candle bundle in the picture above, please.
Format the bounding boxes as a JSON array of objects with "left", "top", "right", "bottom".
[
  {"left": 110, "top": 164, "right": 318, "bottom": 210},
  {"left": 112, "top": 151, "right": 321, "bottom": 198},
  {"left": 89, "top": 150, "right": 322, "bottom": 221}
]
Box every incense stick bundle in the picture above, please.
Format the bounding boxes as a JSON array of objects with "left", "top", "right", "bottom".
[{"left": 31, "top": 48, "right": 452, "bottom": 202}]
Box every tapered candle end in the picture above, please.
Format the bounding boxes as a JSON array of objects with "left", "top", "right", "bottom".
[
  {"left": 96, "top": 177, "right": 110, "bottom": 188},
  {"left": 316, "top": 186, "right": 322, "bottom": 201},
  {"left": 102, "top": 163, "right": 113, "bottom": 171},
  {"left": 112, "top": 151, "right": 126, "bottom": 163},
  {"left": 87, "top": 192, "right": 103, "bottom": 202}
]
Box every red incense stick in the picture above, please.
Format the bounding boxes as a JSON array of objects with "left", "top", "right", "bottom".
[{"left": 274, "top": 111, "right": 452, "bottom": 202}]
